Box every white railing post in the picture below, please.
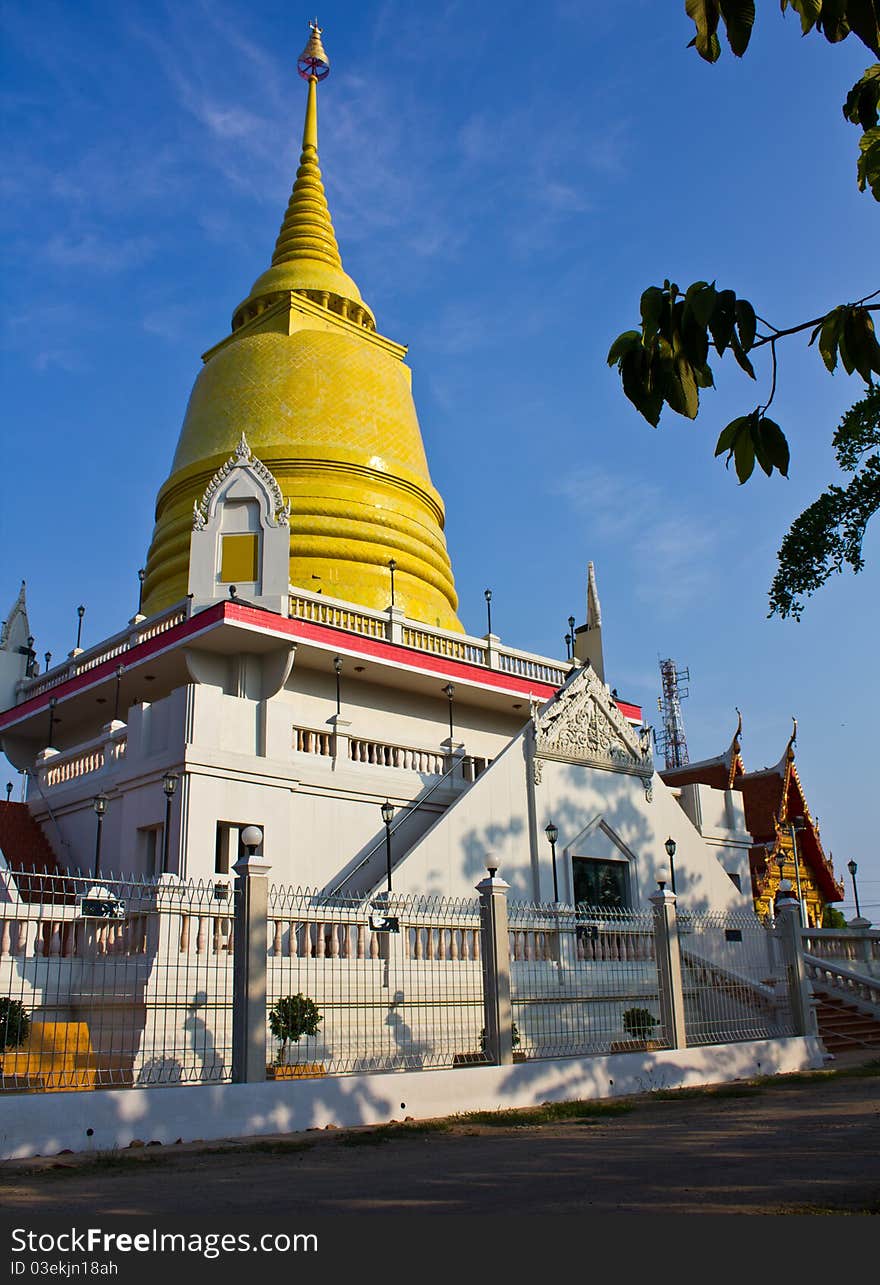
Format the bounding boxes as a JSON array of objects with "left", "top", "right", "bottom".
[
  {"left": 477, "top": 866, "right": 513, "bottom": 1065},
  {"left": 776, "top": 894, "right": 816, "bottom": 1036},
  {"left": 650, "top": 887, "right": 687, "bottom": 1049},
  {"left": 232, "top": 834, "right": 271, "bottom": 1083}
]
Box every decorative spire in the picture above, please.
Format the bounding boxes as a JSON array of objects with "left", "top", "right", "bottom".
[{"left": 233, "top": 21, "right": 372, "bottom": 331}]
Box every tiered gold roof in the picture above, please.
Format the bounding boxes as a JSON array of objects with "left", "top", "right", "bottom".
[{"left": 142, "top": 25, "right": 461, "bottom": 630}]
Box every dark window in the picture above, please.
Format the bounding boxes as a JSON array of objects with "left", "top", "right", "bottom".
[{"left": 572, "top": 857, "right": 629, "bottom": 910}]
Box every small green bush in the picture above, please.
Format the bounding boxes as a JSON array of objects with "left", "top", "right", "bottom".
[
  {"left": 0, "top": 998, "right": 30, "bottom": 1053},
  {"left": 480, "top": 1022, "right": 521, "bottom": 1051},
  {"left": 622, "top": 1007, "right": 658, "bottom": 1040},
  {"left": 268, "top": 994, "right": 322, "bottom": 1064}
]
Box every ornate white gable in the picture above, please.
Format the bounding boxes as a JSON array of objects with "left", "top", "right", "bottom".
[
  {"left": 192, "top": 434, "right": 290, "bottom": 532},
  {"left": 533, "top": 664, "right": 653, "bottom": 779}
]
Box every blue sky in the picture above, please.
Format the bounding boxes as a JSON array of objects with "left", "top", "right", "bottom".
[{"left": 2, "top": 1, "right": 877, "bottom": 917}]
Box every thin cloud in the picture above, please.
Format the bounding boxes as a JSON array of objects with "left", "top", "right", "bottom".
[
  {"left": 45, "top": 232, "right": 154, "bottom": 273},
  {"left": 554, "top": 467, "right": 722, "bottom": 616}
]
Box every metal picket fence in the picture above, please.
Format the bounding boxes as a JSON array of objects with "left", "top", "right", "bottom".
[
  {"left": 678, "top": 910, "right": 796, "bottom": 1045},
  {"left": 265, "top": 887, "right": 486, "bottom": 1074},
  {"left": 1, "top": 867, "right": 806, "bottom": 1096},
  {"left": 509, "top": 903, "right": 665, "bottom": 1058},
  {"left": 0, "top": 870, "right": 233, "bottom": 1091}
]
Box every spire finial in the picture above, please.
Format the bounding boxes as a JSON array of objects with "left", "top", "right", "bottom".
[{"left": 297, "top": 19, "right": 330, "bottom": 81}]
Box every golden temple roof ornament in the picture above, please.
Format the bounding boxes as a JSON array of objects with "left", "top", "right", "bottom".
[{"left": 297, "top": 19, "right": 330, "bottom": 80}]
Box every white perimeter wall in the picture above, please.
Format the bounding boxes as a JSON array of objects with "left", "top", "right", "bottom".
[{"left": 0, "top": 1037, "right": 825, "bottom": 1160}]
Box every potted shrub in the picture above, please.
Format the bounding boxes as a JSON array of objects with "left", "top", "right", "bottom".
[
  {"left": 0, "top": 998, "right": 32, "bottom": 1087},
  {"left": 267, "top": 994, "right": 324, "bottom": 1079},
  {"left": 612, "top": 1006, "right": 661, "bottom": 1053},
  {"left": 455, "top": 1022, "right": 523, "bottom": 1066}
]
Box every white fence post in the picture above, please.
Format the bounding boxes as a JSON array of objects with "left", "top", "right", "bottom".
[
  {"left": 477, "top": 866, "right": 513, "bottom": 1065},
  {"left": 650, "top": 887, "right": 687, "bottom": 1049},
  {"left": 777, "top": 894, "right": 816, "bottom": 1036},
  {"left": 232, "top": 835, "right": 271, "bottom": 1083}
]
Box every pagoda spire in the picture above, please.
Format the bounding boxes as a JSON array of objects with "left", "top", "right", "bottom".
[
  {"left": 232, "top": 21, "right": 372, "bottom": 331},
  {"left": 271, "top": 23, "right": 342, "bottom": 274}
]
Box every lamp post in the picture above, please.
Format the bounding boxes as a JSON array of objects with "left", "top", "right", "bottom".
[
  {"left": 388, "top": 559, "right": 396, "bottom": 608},
  {"left": 333, "top": 656, "right": 342, "bottom": 719},
  {"left": 5, "top": 782, "right": 12, "bottom": 802},
  {"left": 137, "top": 568, "right": 146, "bottom": 616},
  {"left": 47, "top": 697, "right": 57, "bottom": 748},
  {"left": 25, "top": 636, "right": 36, "bottom": 677},
  {"left": 568, "top": 615, "right": 576, "bottom": 653},
  {"left": 544, "top": 821, "right": 559, "bottom": 903},
  {"left": 92, "top": 793, "right": 108, "bottom": 878},
  {"left": 443, "top": 683, "right": 455, "bottom": 742},
  {"left": 847, "top": 859, "right": 862, "bottom": 921},
  {"left": 44, "top": 651, "right": 51, "bottom": 674},
  {"left": 484, "top": 588, "right": 493, "bottom": 636},
  {"left": 113, "top": 664, "right": 125, "bottom": 723},
  {"left": 564, "top": 633, "right": 572, "bottom": 660},
  {"left": 75, "top": 605, "right": 85, "bottom": 652},
  {"left": 161, "top": 772, "right": 178, "bottom": 875},
  {"left": 381, "top": 799, "right": 394, "bottom": 895},
  {"left": 788, "top": 815, "right": 807, "bottom": 926},
  {"left": 664, "top": 836, "right": 677, "bottom": 894}
]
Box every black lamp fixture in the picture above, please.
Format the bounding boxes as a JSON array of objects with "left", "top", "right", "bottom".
[
  {"left": 565, "top": 633, "right": 572, "bottom": 660},
  {"left": 137, "top": 567, "right": 146, "bottom": 615},
  {"left": 388, "top": 559, "right": 397, "bottom": 608},
  {"left": 664, "top": 836, "right": 677, "bottom": 894},
  {"left": 113, "top": 664, "right": 125, "bottom": 722},
  {"left": 25, "top": 636, "right": 36, "bottom": 677},
  {"left": 544, "top": 821, "right": 560, "bottom": 903},
  {"left": 161, "top": 771, "right": 179, "bottom": 875},
  {"left": 847, "top": 858, "right": 862, "bottom": 920},
  {"left": 47, "top": 697, "right": 58, "bottom": 748},
  {"left": 380, "top": 799, "right": 395, "bottom": 894},
  {"left": 92, "top": 792, "right": 108, "bottom": 878},
  {"left": 5, "top": 782, "right": 12, "bottom": 803},
  {"left": 568, "top": 614, "right": 576, "bottom": 642},
  {"left": 75, "top": 605, "right": 85, "bottom": 652},
  {"left": 44, "top": 651, "right": 51, "bottom": 674},
  {"left": 484, "top": 588, "right": 493, "bottom": 636},
  {"left": 443, "top": 683, "right": 455, "bottom": 742},
  {"left": 333, "top": 655, "right": 343, "bottom": 718}
]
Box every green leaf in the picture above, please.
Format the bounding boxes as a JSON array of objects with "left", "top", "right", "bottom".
[
  {"left": 735, "top": 298, "right": 757, "bottom": 350},
  {"left": 688, "top": 281, "right": 718, "bottom": 328},
  {"left": 734, "top": 426, "right": 756, "bottom": 483},
  {"left": 782, "top": 1, "right": 822, "bottom": 38},
  {"left": 607, "top": 330, "right": 642, "bottom": 366},
  {"left": 844, "top": 0, "right": 880, "bottom": 57},
  {"left": 843, "top": 65, "right": 880, "bottom": 129},
  {"left": 709, "top": 289, "right": 737, "bottom": 354},
  {"left": 818, "top": 309, "right": 844, "bottom": 372},
  {"left": 857, "top": 124, "right": 880, "bottom": 197},
  {"left": 715, "top": 415, "right": 749, "bottom": 457},
  {"left": 843, "top": 308, "right": 880, "bottom": 381},
  {"left": 639, "top": 287, "right": 666, "bottom": 343},
  {"left": 719, "top": 0, "right": 756, "bottom": 55},
  {"left": 730, "top": 331, "right": 757, "bottom": 378},
  {"left": 759, "top": 417, "right": 791, "bottom": 477},
  {"left": 686, "top": 0, "right": 722, "bottom": 60}
]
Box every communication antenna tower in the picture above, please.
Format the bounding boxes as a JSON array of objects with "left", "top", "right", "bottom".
[{"left": 657, "top": 658, "right": 690, "bottom": 770}]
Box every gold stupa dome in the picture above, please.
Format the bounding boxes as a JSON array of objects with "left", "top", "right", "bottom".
[{"left": 142, "top": 24, "right": 461, "bottom": 631}]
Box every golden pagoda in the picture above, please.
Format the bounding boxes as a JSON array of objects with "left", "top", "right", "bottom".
[{"left": 142, "top": 23, "right": 461, "bottom": 631}]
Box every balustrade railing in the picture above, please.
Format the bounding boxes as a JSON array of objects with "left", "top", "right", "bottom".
[
  {"left": 349, "top": 737, "right": 445, "bottom": 774},
  {"left": 19, "top": 601, "right": 191, "bottom": 702}
]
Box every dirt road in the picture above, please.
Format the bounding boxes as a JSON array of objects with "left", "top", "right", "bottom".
[{"left": 1, "top": 1064, "right": 877, "bottom": 1217}]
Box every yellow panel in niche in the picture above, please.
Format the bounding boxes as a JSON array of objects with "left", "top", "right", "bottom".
[{"left": 221, "top": 533, "right": 259, "bottom": 583}]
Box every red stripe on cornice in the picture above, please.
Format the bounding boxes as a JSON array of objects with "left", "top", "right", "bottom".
[
  {"left": 224, "top": 603, "right": 562, "bottom": 700},
  {"left": 1, "top": 598, "right": 641, "bottom": 728}
]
